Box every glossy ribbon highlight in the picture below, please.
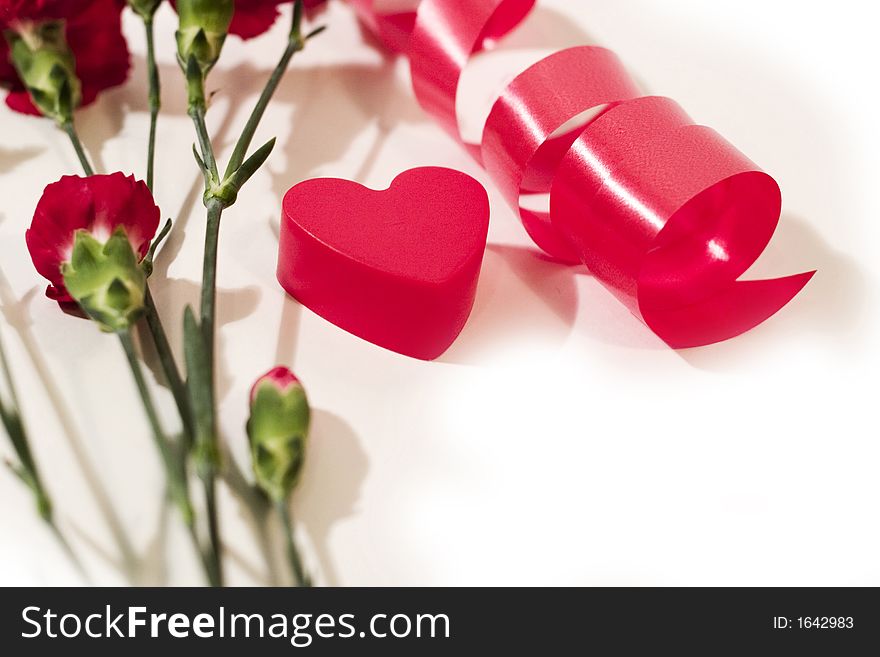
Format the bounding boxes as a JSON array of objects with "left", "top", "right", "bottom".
[{"left": 349, "top": 0, "right": 814, "bottom": 347}]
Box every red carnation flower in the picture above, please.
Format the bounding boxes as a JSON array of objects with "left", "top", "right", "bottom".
[
  {"left": 0, "top": 1, "right": 75, "bottom": 26},
  {"left": 170, "top": 0, "right": 328, "bottom": 41},
  {"left": 230, "top": 0, "right": 329, "bottom": 40},
  {"left": 227, "top": 0, "right": 289, "bottom": 39},
  {"left": 0, "top": 0, "right": 130, "bottom": 116},
  {"left": 26, "top": 173, "right": 160, "bottom": 306}
]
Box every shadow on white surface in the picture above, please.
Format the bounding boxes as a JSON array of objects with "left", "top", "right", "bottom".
[
  {"left": 138, "top": 277, "right": 263, "bottom": 405},
  {"left": 211, "top": 408, "right": 365, "bottom": 587},
  {"left": 274, "top": 293, "right": 303, "bottom": 366},
  {"left": 441, "top": 244, "right": 581, "bottom": 363},
  {"left": 269, "top": 59, "right": 429, "bottom": 191},
  {"left": 74, "top": 90, "right": 127, "bottom": 174},
  {"left": 0, "top": 267, "right": 139, "bottom": 582},
  {"left": 0, "top": 145, "right": 45, "bottom": 174},
  {"left": 295, "top": 409, "right": 368, "bottom": 587}
]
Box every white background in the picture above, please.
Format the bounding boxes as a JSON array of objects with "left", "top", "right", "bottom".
[{"left": 0, "top": 0, "right": 877, "bottom": 586}]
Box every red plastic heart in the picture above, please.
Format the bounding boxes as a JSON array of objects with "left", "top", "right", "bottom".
[{"left": 278, "top": 167, "right": 490, "bottom": 360}]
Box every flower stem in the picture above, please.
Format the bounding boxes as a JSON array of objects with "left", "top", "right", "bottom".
[
  {"left": 276, "top": 499, "right": 311, "bottom": 587},
  {"left": 224, "top": 1, "right": 315, "bottom": 178},
  {"left": 118, "top": 330, "right": 217, "bottom": 585},
  {"left": 200, "top": 200, "right": 223, "bottom": 357},
  {"left": 202, "top": 473, "right": 222, "bottom": 585},
  {"left": 60, "top": 92, "right": 201, "bottom": 533},
  {"left": 143, "top": 287, "right": 194, "bottom": 444},
  {"left": 118, "top": 331, "right": 171, "bottom": 468},
  {"left": 189, "top": 102, "right": 219, "bottom": 181},
  {"left": 60, "top": 121, "right": 94, "bottom": 176},
  {"left": 0, "top": 325, "right": 87, "bottom": 576},
  {"left": 197, "top": 199, "right": 224, "bottom": 586},
  {"left": 182, "top": 0, "right": 325, "bottom": 589},
  {"left": 144, "top": 16, "right": 161, "bottom": 192},
  {"left": 61, "top": 120, "right": 191, "bottom": 441}
]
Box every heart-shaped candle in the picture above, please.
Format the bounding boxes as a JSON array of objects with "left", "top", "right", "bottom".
[{"left": 278, "top": 167, "right": 490, "bottom": 360}]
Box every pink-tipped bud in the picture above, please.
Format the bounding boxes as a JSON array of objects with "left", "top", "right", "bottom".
[{"left": 247, "top": 366, "right": 310, "bottom": 502}]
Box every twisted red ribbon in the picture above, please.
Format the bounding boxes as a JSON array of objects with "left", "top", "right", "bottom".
[{"left": 349, "top": 0, "right": 814, "bottom": 347}]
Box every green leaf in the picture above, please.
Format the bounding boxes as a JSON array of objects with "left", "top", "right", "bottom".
[
  {"left": 183, "top": 307, "right": 218, "bottom": 472},
  {"left": 305, "top": 25, "right": 328, "bottom": 42},
  {"left": 212, "top": 137, "right": 276, "bottom": 206},
  {"left": 143, "top": 218, "right": 173, "bottom": 277},
  {"left": 192, "top": 143, "right": 207, "bottom": 173},
  {"left": 233, "top": 137, "right": 276, "bottom": 187}
]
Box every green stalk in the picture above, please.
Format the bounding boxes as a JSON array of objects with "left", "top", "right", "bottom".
[
  {"left": 143, "top": 288, "right": 194, "bottom": 443},
  {"left": 182, "top": 0, "right": 326, "bottom": 588},
  {"left": 276, "top": 500, "right": 310, "bottom": 587},
  {"left": 197, "top": 199, "right": 223, "bottom": 585},
  {"left": 200, "top": 200, "right": 223, "bottom": 356},
  {"left": 202, "top": 473, "right": 222, "bottom": 585},
  {"left": 224, "top": 1, "right": 323, "bottom": 178},
  {"left": 0, "top": 326, "right": 87, "bottom": 575},
  {"left": 118, "top": 331, "right": 185, "bottom": 515},
  {"left": 144, "top": 16, "right": 161, "bottom": 192},
  {"left": 119, "top": 330, "right": 216, "bottom": 585},
  {"left": 0, "top": 329, "right": 52, "bottom": 522},
  {"left": 61, "top": 121, "right": 94, "bottom": 176},
  {"left": 183, "top": 306, "right": 223, "bottom": 586},
  {"left": 131, "top": 25, "right": 196, "bottom": 448},
  {"left": 62, "top": 120, "right": 194, "bottom": 449},
  {"left": 189, "top": 102, "right": 219, "bottom": 181}
]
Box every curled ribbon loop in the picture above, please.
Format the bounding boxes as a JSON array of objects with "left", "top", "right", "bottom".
[{"left": 350, "top": 0, "right": 815, "bottom": 347}]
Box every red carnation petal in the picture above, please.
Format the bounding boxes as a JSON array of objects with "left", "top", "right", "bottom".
[
  {"left": 167, "top": 1, "right": 328, "bottom": 41},
  {"left": 26, "top": 176, "right": 96, "bottom": 288},
  {"left": 303, "top": 0, "right": 328, "bottom": 14},
  {"left": 229, "top": 0, "right": 288, "bottom": 40},
  {"left": 64, "top": 0, "right": 130, "bottom": 106},
  {"left": 26, "top": 173, "right": 160, "bottom": 306},
  {"left": 4, "top": 89, "right": 43, "bottom": 115}
]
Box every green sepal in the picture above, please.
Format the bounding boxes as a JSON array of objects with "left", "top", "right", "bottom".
[
  {"left": 247, "top": 380, "right": 310, "bottom": 502},
  {"left": 175, "top": 0, "right": 233, "bottom": 73},
  {"left": 127, "top": 0, "right": 162, "bottom": 20},
  {"left": 61, "top": 227, "right": 147, "bottom": 333},
  {"left": 0, "top": 405, "right": 52, "bottom": 522},
  {"left": 6, "top": 21, "right": 82, "bottom": 124},
  {"left": 142, "top": 218, "right": 173, "bottom": 278},
  {"left": 209, "top": 137, "right": 276, "bottom": 207},
  {"left": 183, "top": 53, "right": 208, "bottom": 110}
]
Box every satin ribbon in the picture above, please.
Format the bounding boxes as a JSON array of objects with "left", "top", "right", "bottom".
[{"left": 349, "top": 0, "right": 814, "bottom": 347}]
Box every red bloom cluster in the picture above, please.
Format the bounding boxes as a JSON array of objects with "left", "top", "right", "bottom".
[
  {"left": 0, "top": 0, "right": 130, "bottom": 116},
  {"left": 0, "top": 0, "right": 75, "bottom": 25},
  {"left": 26, "top": 173, "right": 160, "bottom": 305},
  {"left": 199, "top": 0, "right": 329, "bottom": 41}
]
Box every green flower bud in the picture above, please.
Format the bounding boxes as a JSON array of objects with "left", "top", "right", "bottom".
[
  {"left": 175, "top": 0, "right": 234, "bottom": 72},
  {"left": 247, "top": 368, "right": 310, "bottom": 503},
  {"left": 61, "top": 227, "right": 148, "bottom": 333},
  {"left": 128, "top": 0, "right": 163, "bottom": 20},
  {"left": 5, "top": 21, "right": 81, "bottom": 124}
]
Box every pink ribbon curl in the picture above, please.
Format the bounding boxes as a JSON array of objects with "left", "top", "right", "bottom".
[{"left": 349, "top": 0, "right": 815, "bottom": 347}]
